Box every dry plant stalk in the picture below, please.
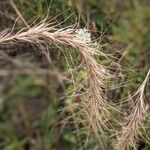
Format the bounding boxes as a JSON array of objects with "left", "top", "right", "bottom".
[
  {"left": 116, "top": 69, "right": 150, "bottom": 150},
  {"left": 0, "top": 20, "right": 113, "bottom": 145}
]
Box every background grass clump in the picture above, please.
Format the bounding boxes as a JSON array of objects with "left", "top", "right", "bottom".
[{"left": 0, "top": 0, "right": 150, "bottom": 150}]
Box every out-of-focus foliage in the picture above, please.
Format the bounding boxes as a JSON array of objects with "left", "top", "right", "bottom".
[{"left": 0, "top": 0, "right": 149, "bottom": 149}]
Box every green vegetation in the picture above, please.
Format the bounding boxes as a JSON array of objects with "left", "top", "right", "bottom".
[{"left": 0, "top": 0, "right": 149, "bottom": 149}]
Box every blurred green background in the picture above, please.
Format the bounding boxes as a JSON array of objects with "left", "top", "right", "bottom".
[{"left": 0, "top": 0, "right": 149, "bottom": 149}]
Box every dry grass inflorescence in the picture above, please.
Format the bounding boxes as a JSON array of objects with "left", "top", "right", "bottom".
[
  {"left": 0, "top": 19, "right": 117, "bottom": 148},
  {"left": 116, "top": 69, "right": 150, "bottom": 150},
  {"left": 0, "top": 2, "right": 150, "bottom": 149}
]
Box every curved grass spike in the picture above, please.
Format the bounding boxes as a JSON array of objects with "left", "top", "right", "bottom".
[
  {"left": 116, "top": 69, "right": 150, "bottom": 150},
  {"left": 0, "top": 20, "right": 116, "bottom": 148}
]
